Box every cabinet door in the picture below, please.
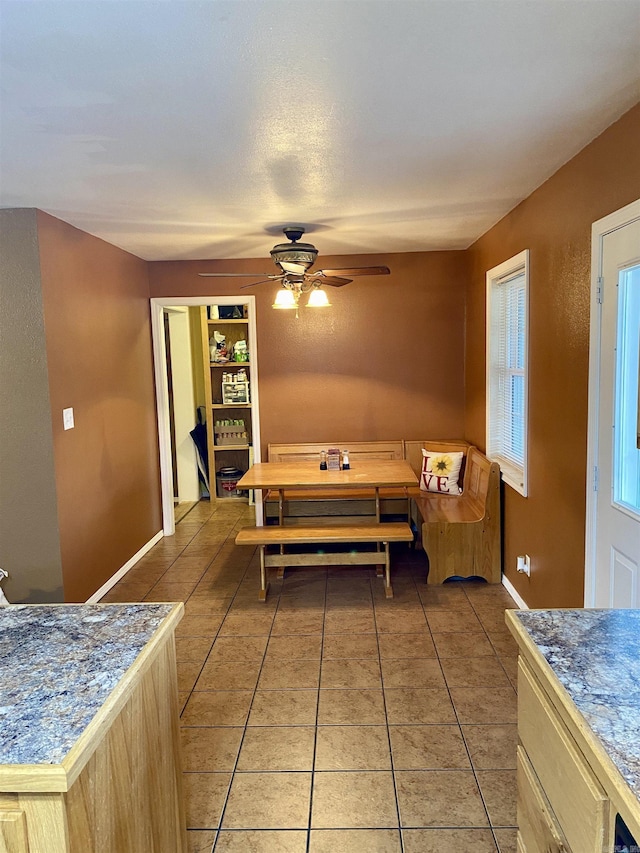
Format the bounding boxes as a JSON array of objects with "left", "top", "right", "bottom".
[
  {"left": 517, "top": 745, "right": 571, "bottom": 853},
  {"left": 518, "top": 660, "right": 609, "bottom": 853}
]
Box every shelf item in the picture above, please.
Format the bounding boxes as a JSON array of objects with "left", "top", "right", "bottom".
[{"left": 200, "top": 305, "right": 259, "bottom": 502}]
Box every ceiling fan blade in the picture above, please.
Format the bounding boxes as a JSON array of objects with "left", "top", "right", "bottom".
[
  {"left": 279, "top": 261, "right": 307, "bottom": 275},
  {"left": 240, "top": 277, "right": 284, "bottom": 289},
  {"left": 316, "top": 266, "right": 390, "bottom": 277},
  {"left": 198, "top": 271, "right": 274, "bottom": 278},
  {"left": 317, "top": 275, "right": 353, "bottom": 287}
]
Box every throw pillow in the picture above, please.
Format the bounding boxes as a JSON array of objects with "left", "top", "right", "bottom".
[{"left": 420, "top": 449, "right": 464, "bottom": 495}]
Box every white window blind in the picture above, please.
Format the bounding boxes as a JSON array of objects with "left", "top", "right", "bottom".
[{"left": 486, "top": 251, "right": 529, "bottom": 496}]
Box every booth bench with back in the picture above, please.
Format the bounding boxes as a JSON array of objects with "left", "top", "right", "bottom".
[{"left": 263, "top": 440, "right": 501, "bottom": 586}]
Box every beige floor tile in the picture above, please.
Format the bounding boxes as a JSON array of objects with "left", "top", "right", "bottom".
[
  {"left": 493, "top": 827, "right": 518, "bottom": 852},
  {"left": 377, "top": 633, "right": 436, "bottom": 659},
  {"left": 317, "top": 688, "right": 386, "bottom": 725},
  {"left": 419, "top": 585, "right": 474, "bottom": 609},
  {"left": 311, "top": 771, "right": 398, "bottom": 828},
  {"left": 425, "top": 610, "right": 483, "bottom": 632},
  {"left": 258, "top": 659, "right": 321, "bottom": 689},
  {"left": 248, "top": 689, "right": 319, "bottom": 726},
  {"left": 178, "top": 661, "right": 204, "bottom": 693},
  {"left": 462, "top": 725, "right": 518, "bottom": 769},
  {"left": 476, "top": 770, "right": 518, "bottom": 826},
  {"left": 440, "top": 656, "right": 511, "bottom": 688},
  {"left": 381, "top": 658, "right": 445, "bottom": 689},
  {"left": 186, "top": 829, "right": 217, "bottom": 853},
  {"left": 322, "top": 633, "right": 379, "bottom": 659},
  {"left": 181, "top": 691, "right": 254, "bottom": 726},
  {"left": 320, "top": 658, "right": 382, "bottom": 689},
  {"left": 487, "top": 631, "right": 519, "bottom": 657},
  {"left": 183, "top": 772, "right": 231, "bottom": 829},
  {"left": 181, "top": 726, "right": 244, "bottom": 772},
  {"left": 196, "top": 659, "right": 261, "bottom": 691},
  {"left": 389, "top": 725, "right": 470, "bottom": 770},
  {"left": 175, "top": 614, "right": 224, "bottom": 637},
  {"left": 271, "top": 612, "right": 325, "bottom": 635},
  {"left": 185, "top": 597, "right": 234, "bottom": 616},
  {"left": 449, "top": 687, "right": 517, "bottom": 724},
  {"left": 315, "top": 725, "right": 391, "bottom": 770},
  {"left": 402, "top": 828, "right": 497, "bottom": 852},
  {"left": 265, "top": 634, "right": 323, "bottom": 660},
  {"left": 219, "top": 612, "right": 275, "bottom": 635},
  {"left": 323, "top": 610, "right": 376, "bottom": 634},
  {"left": 208, "top": 635, "right": 268, "bottom": 661},
  {"left": 374, "top": 610, "right": 429, "bottom": 633},
  {"left": 176, "top": 636, "right": 214, "bottom": 663},
  {"left": 395, "top": 770, "right": 489, "bottom": 827},
  {"left": 309, "top": 829, "right": 402, "bottom": 852},
  {"left": 214, "top": 830, "right": 308, "bottom": 852},
  {"left": 102, "top": 582, "right": 155, "bottom": 602},
  {"left": 475, "top": 610, "right": 512, "bottom": 632},
  {"left": 236, "top": 726, "right": 315, "bottom": 771},
  {"left": 222, "top": 772, "right": 312, "bottom": 829},
  {"left": 384, "top": 688, "right": 456, "bottom": 724},
  {"left": 499, "top": 656, "right": 518, "bottom": 689},
  {"left": 431, "top": 632, "right": 495, "bottom": 658},
  {"left": 146, "top": 581, "right": 197, "bottom": 601}
]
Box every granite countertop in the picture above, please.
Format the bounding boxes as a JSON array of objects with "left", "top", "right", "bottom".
[
  {"left": 0, "top": 603, "right": 177, "bottom": 767},
  {"left": 512, "top": 609, "right": 640, "bottom": 804}
]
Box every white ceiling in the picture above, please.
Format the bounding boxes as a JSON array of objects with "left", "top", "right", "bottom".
[{"left": 1, "top": 1, "right": 639, "bottom": 263}]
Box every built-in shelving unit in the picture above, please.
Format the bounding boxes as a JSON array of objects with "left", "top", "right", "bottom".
[{"left": 199, "top": 305, "right": 260, "bottom": 501}]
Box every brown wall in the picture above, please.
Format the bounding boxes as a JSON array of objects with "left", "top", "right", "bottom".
[
  {"left": 465, "top": 103, "right": 640, "bottom": 608},
  {"left": 37, "top": 212, "right": 162, "bottom": 602},
  {"left": 148, "top": 251, "right": 469, "bottom": 457}
]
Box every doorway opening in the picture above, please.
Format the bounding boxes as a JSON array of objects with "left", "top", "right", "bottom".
[{"left": 150, "top": 296, "right": 261, "bottom": 536}]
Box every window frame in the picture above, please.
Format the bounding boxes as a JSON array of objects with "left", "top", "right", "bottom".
[{"left": 485, "top": 249, "right": 530, "bottom": 497}]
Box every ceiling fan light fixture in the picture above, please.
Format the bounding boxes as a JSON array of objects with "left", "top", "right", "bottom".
[
  {"left": 272, "top": 288, "right": 296, "bottom": 309},
  {"left": 306, "top": 287, "right": 331, "bottom": 307}
]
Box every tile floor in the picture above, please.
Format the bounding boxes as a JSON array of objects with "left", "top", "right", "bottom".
[{"left": 103, "top": 500, "right": 519, "bottom": 853}]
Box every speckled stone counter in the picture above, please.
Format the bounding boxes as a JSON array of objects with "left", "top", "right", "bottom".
[
  {"left": 507, "top": 608, "right": 640, "bottom": 846},
  {"left": 0, "top": 602, "right": 186, "bottom": 853},
  {"left": 0, "top": 603, "right": 177, "bottom": 767}
]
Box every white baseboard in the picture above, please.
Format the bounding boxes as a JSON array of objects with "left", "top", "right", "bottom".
[
  {"left": 86, "top": 530, "right": 164, "bottom": 603},
  {"left": 502, "top": 573, "right": 529, "bottom": 610}
]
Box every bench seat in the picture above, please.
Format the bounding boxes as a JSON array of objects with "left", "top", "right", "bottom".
[
  {"left": 236, "top": 522, "right": 413, "bottom": 600},
  {"left": 409, "top": 446, "right": 500, "bottom": 584}
]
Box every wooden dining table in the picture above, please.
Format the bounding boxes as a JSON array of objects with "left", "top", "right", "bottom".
[
  {"left": 235, "top": 460, "right": 417, "bottom": 598},
  {"left": 237, "top": 458, "right": 418, "bottom": 521}
]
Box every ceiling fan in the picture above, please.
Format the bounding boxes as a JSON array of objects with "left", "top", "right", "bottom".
[{"left": 198, "top": 226, "right": 390, "bottom": 314}]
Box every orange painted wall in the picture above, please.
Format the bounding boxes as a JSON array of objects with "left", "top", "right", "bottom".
[
  {"left": 149, "top": 251, "right": 469, "bottom": 457},
  {"left": 465, "top": 103, "right": 640, "bottom": 608},
  {"left": 37, "top": 212, "right": 162, "bottom": 601}
]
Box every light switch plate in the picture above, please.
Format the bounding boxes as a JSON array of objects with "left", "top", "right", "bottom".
[{"left": 63, "top": 407, "right": 75, "bottom": 430}]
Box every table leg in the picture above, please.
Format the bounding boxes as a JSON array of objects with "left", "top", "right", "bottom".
[
  {"left": 384, "top": 541, "right": 393, "bottom": 598},
  {"left": 375, "top": 487, "right": 383, "bottom": 576},
  {"left": 278, "top": 488, "right": 285, "bottom": 579},
  {"left": 259, "top": 545, "right": 269, "bottom": 602}
]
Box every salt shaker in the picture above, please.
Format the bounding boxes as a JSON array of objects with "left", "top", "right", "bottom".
[
  {"left": 342, "top": 450, "right": 350, "bottom": 470},
  {"left": 320, "top": 450, "right": 328, "bottom": 470}
]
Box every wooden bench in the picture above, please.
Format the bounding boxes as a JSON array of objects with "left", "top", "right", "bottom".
[
  {"left": 407, "top": 443, "right": 501, "bottom": 585},
  {"left": 235, "top": 522, "right": 414, "bottom": 601},
  {"left": 265, "top": 441, "right": 409, "bottom": 523}
]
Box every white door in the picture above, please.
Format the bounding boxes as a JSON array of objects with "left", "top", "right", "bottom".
[{"left": 589, "top": 206, "right": 640, "bottom": 608}]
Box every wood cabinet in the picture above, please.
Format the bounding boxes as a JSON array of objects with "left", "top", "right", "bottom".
[
  {"left": 199, "top": 302, "right": 260, "bottom": 500},
  {"left": 0, "top": 604, "right": 185, "bottom": 853},
  {"left": 506, "top": 610, "right": 640, "bottom": 853}
]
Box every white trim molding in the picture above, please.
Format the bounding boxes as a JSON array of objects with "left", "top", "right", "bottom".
[
  {"left": 502, "top": 573, "right": 529, "bottom": 610},
  {"left": 86, "top": 529, "right": 164, "bottom": 603},
  {"left": 150, "top": 295, "right": 262, "bottom": 535}
]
